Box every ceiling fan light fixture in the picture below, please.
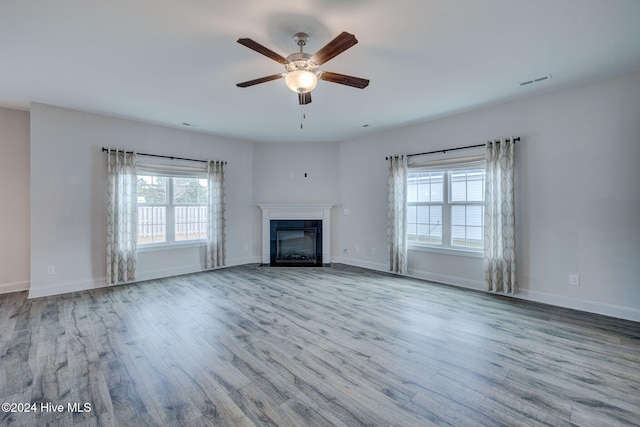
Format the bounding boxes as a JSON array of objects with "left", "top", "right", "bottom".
[{"left": 285, "top": 70, "right": 318, "bottom": 93}]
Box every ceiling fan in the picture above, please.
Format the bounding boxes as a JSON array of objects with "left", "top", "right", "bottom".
[{"left": 236, "top": 31, "right": 369, "bottom": 106}]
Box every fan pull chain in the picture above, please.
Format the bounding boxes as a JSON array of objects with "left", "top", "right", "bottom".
[{"left": 300, "top": 104, "right": 307, "bottom": 129}]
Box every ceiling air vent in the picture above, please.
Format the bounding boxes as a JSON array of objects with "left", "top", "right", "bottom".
[{"left": 519, "top": 74, "right": 552, "bottom": 87}]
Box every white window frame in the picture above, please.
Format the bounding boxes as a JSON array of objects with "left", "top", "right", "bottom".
[
  {"left": 408, "top": 158, "right": 486, "bottom": 258},
  {"left": 137, "top": 163, "right": 208, "bottom": 250}
]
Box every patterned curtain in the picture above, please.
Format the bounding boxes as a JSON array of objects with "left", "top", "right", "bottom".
[
  {"left": 484, "top": 139, "right": 517, "bottom": 293},
  {"left": 106, "top": 149, "right": 137, "bottom": 285},
  {"left": 387, "top": 154, "right": 408, "bottom": 274},
  {"left": 206, "top": 160, "right": 226, "bottom": 269}
]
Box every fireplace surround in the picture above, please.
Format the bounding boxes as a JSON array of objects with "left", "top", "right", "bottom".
[{"left": 258, "top": 204, "right": 333, "bottom": 267}]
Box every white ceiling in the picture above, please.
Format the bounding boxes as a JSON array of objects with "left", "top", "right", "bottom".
[{"left": 1, "top": 0, "right": 639, "bottom": 143}]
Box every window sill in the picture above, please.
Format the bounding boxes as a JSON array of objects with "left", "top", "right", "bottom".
[
  {"left": 408, "top": 243, "right": 483, "bottom": 258},
  {"left": 138, "top": 240, "right": 206, "bottom": 253}
]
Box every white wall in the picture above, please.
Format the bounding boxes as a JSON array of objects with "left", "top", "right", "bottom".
[
  {"left": 335, "top": 71, "right": 640, "bottom": 322},
  {"left": 0, "top": 107, "right": 30, "bottom": 294},
  {"left": 253, "top": 142, "right": 340, "bottom": 204},
  {"left": 29, "top": 103, "right": 254, "bottom": 298},
  {"left": 252, "top": 141, "right": 340, "bottom": 257},
  {"left": 13, "top": 71, "right": 640, "bottom": 322}
]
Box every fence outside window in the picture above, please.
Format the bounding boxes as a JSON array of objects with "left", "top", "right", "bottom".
[{"left": 138, "top": 206, "right": 207, "bottom": 243}]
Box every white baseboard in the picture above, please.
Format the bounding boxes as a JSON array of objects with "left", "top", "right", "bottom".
[
  {"left": 24, "top": 256, "right": 640, "bottom": 323},
  {"left": 28, "top": 278, "right": 107, "bottom": 299},
  {"left": 515, "top": 288, "right": 640, "bottom": 323},
  {"left": 0, "top": 280, "right": 30, "bottom": 295},
  {"left": 332, "top": 256, "right": 484, "bottom": 290},
  {"left": 134, "top": 264, "right": 205, "bottom": 282},
  {"left": 27, "top": 256, "right": 261, "bottom": 299},
  {"left": 331, "top": 256, "right": 388, "bottom": 272},
  {"left": 231, "top": 255, "right": 262, "bottom": 266},
  {"left": 407, "top": 267, "right": 484, "bottom": 291},
  {"left": 333, "top": 257, "right": 640, "bottom": 323},
  {"left": 136, "top": 257, "right": 259, "bottom": 282}
]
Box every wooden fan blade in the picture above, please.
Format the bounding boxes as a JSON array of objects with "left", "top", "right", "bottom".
[
  {"left": 237, "top": 38, "right": 289, "bottom": 65},
  {"left": 319, "top": 71, "right": 369, "bottom": 89},
  {"left": 298, "top": 92, "right": 312, "bottom": 105},
  {"left": 310, "top": 32, "right": 358, "bottom": 65},
  {"left": 236, "top": 74, "right": 284, "bottom": 88}
]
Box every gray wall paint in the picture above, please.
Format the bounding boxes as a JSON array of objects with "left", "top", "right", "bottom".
[
  {"left": 252, "top": 142, "right": 341, "bottom": 259},
  {"left": 335, "top": 70, "right": 640, "bottom": 321},
  {"left": 3, "top": 70, "right": 639, "bottom": 321},
  {"left": 28, "top": 104, "right": 254, "bottom": 297},
  {"left": 0, "top": 107, "right": 30, "bottom": 294},
  {"left": 253, "top": 142, "right": 339, "bottom": 205}
]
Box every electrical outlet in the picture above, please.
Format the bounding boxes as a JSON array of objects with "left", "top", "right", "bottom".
[
  {"left": 47, "top": 265, "right": 56, "bottom": 275},
  {"left": 371, "top": 247, "right": 376, "bottom": 255},
  {"left": 569, "top": 274, "right": 580, "bottom": 286},
  {"left": 355, "top": 245, "right": 359, "bottom": 253}
]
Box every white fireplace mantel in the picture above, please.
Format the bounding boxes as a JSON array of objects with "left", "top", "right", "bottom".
[{"left": 258, "top": 204, "right": 334, "bottom": 266}]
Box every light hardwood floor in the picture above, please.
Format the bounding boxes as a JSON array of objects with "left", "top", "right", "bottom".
[{"left": 1, "top": 264, "right": 639, "bottom": 426}]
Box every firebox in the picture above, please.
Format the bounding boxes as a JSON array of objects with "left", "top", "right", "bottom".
[{"left": 270, "top": 220, "right": 322, "bottom": 266}]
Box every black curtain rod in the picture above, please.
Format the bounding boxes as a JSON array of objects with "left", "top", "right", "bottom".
[
  {"left": 385, "top": 137, "right": 520, "bottom": 160},
  {"left": 101, "top": 147, "right": 226, "bottom": 164}
]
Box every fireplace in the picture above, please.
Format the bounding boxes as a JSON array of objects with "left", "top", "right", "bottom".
[
  {"left": 270, "top": 220, "right": 322, "bottom": 266},
  {"left": 258, "top": 204, "right": 333, "bottom": 267}
]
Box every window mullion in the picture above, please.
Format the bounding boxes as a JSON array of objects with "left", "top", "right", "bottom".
[
  {"left": 443, "top": 171, "right": 450, "bottom": 249},
  {"left": 166, "top": 178, "right": 175, "bottom": 242}
]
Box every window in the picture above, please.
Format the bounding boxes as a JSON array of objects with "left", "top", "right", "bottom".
[
  {"left": 407, "top": 171, "right": 444, "bottom": 245},
  {"left": 407, "top": 162, "right": 485, "bottom": 252},
  {"left": 137, "top": 173, "right": 208, "bottom": 245}
]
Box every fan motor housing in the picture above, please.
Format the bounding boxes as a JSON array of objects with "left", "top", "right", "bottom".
[{"left": 285, "top": 53, "right": 318, "bottom": 73}]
